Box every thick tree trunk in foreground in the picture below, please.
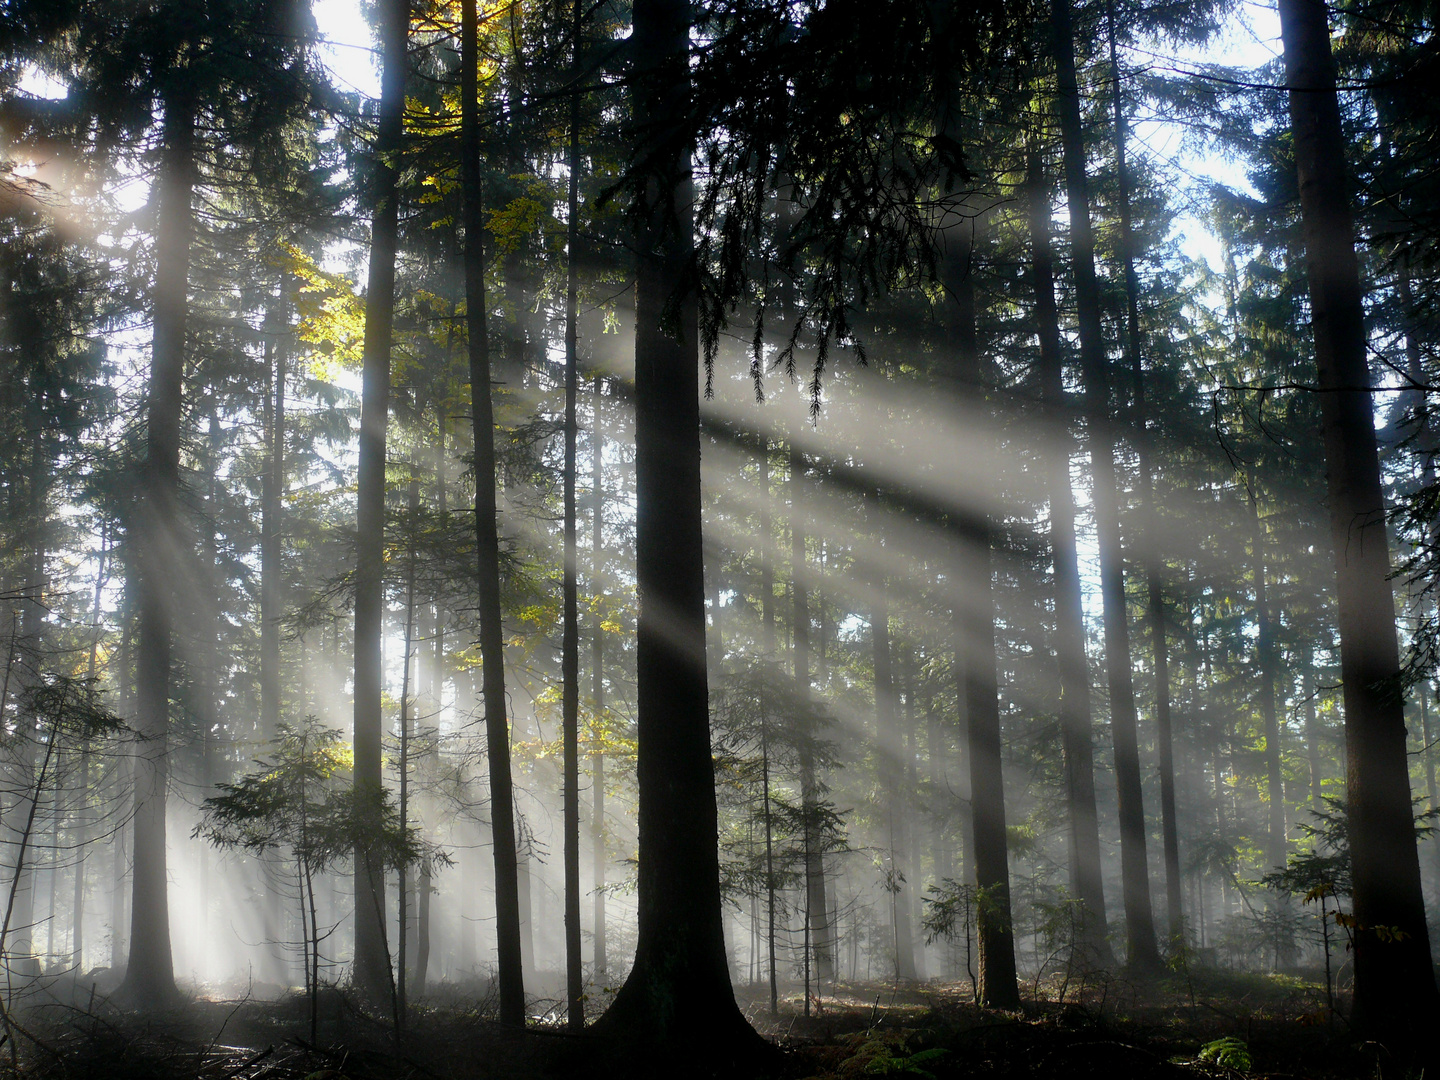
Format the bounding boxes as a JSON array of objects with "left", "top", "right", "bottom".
[
  {"left": 1276, "top": 0, "right": 1438, "bottom": 1038},
  {"left": 1025, "top": 153, "right": 1114, "bottom": 965},
  {"left": 592, "top": 0, "right": 753, "bottom": 1051},
  {"left": 1051, "top": 0, "right": 1161, "bottom": 970},
  {"left": 351, "top": 0, "right": 407, "bottom": 1003},
  {"left": 119, "top": 88, "right": 192, "bottom": 1007},
  {"left": 461, "top": 0, "right": 525, "bottom": 1027}
]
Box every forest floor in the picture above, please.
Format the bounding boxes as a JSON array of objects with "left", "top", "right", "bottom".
[{"left": 0, "top": 966, "right": 1418, "bottom": 1080}]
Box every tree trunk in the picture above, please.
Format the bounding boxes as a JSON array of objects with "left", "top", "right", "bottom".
[
  {"left": 119, "top": 85, "right": 193, "bottom": 1006},
  {"left": 591, "top": 375, "right": 607, "bottom": 979},
  {"left": 1104, "top": 11, "right": 1183, "bottom": 945},
  {"left": 351, "top": 0, "right": 408, "bottom": 1003},
  {"left": 562, "top": 0, "right": 584, "bottom": 1024},
  {"left": 1050, "top": 0, "right": 1161, "bottom": 970},
  {"left": 461, "top": 0, "right": 525, "bottom": 1028},
  {"left": 261, "top": 287, "right": 286, "bottom": 742},
  {"left": 1246, "top": 472, "right": 1286, "bottom": 869},
  {"left": 592, "top": 0, "right": 753, "bottom": 1050},
  {"left": 939, "top": 223, "right": 1019, "bottom": 1009},
  {"left": 1277, "top": 0, "right": 1438, "bottom": 1037},
  {"left": 1025, "top": 151, "right": 1114, "bottom": 965},
  {"left": 792, "top": 445, "right": 832, "bottom": 985}
]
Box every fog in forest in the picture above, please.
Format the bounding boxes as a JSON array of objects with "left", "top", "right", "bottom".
[{"left": 4, "top": 0, "right": 1440, "bottom": 1075}]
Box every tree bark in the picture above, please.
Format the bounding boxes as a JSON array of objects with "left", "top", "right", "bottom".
[
  {"left": 939, "top": 222, "right": 1019, "bottom": 1009},
  {"left": 591, "top": 376, "right": 607, "bottom": 979},
  {"left": 792, "top": 445, "right": 833, "bottom": 985},
  {"left": 562, "top": 0, "right": 584, "bottom": 1026},
  {"left": 1025, "top": 151, "right": 1114, "bottom": 965},
  {"left": 261, "top": 284, "right": 287, "bottom": 742},
  {"left": 591, "top": 0, "right": 754, "bottom": 1049},
  {"left": 351, "top": 0, "right": 408, "bottom": 1003},
  {"left": 461, "top": 0, "right": 526, "bottom": 1027},
  {"left": 1276, "top": 0, "right": 1438, "bottom": 1037},
  {"left": 1104, "top": 11, "right": 1183, "bottom": 944},
  {"left": 1050, "top": 0, "right": 1161, "bottom": 970},
  {"left": 119, "top": 85, "right": 193, "bottom": 1006},
  {"left": 1246, "top": 472, "right": 1286, "bottom": 869}
]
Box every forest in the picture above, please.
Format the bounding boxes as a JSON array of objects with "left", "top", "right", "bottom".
[{"left": 2, "top": 0, "right": 1439, "bottom": 1076}]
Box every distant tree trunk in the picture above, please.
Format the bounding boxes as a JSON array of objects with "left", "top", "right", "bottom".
[
  {"left": 1246, "top": 472, "right": 1286, "bottom": 869},
  {"left": 1050, "top": 0, "right": 1161, "bottom": 971},
  {"left": 351, "top": 0, "right": 408, "bottom": 1003},
  {"left": 119, "top": 85, "right": 193, "bottom": 1006},
  {"left": 1025, "top": 151, "right": 1114, "bottom": 965},
  {"left": 72, "top": 526, "right": 108, "bottom": 974},
  {"left": 592, "top": 0, "right": 752, "bottom": 1049},
  {"left": 561, "top": 1, "right": 584, "bottom": 1024},
  {"left": 938, "top": 220, "right": 1019, "bottom": 1009},
  {"left": 1303, "top": 654, "right": 1323, "bottom": 811},
  {"left": 590, "top": 376, "right": 607, "bottom": 979},
  {"left": 461, "top": 0, "right": 525, "bottom": 1028},
  {"left": 869, "top": 537, "right": 916, "bottom": 984},
  {"left": 1104, "top": 10, "right": 1183, "bottom": 946},
  {"left": 792, "top": 445, "right": 833, "bottom": 985},
  {"left": 1277, "top": 0, "right": 1438, "bottom": 1036},
  {"left": 261, "top": 288, "right": 286, "bottom": 741}
]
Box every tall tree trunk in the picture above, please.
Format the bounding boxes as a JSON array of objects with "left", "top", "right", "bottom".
[
  {"left": 590, "top": 377, "right": 607, "bottom": 979},
  {"left": 792, "top": 445, "right": 832, "bottom": 985},
  {"left": 351, "top": 0, "right": 408, "bottom": 1003},
  {"left": 1050, "top": 0, "right": 1161, "bottom": 970},
  {"left": 1025, "top": 151, "right": 1114, "bottom": 965},
  {"left": 869, "top": 535, "right": 915, "bottom": 983},
  {"left": 72, "top": 526, "right": 108, "bottom": 974},
  {"left": 119, "top": 86, "right": 193, "bottom": 1006},
  {"left": 592, "top": 0, "right": 752, "bottom": 1049},
  {"left": 1277, "top": 0, "right": 1438, "bottom": 1036},
  {"left": 939, "top": 221, "right": 1019, "bottom": 1008},
  {"left": 261, "top": 283, "right": 287, "bottom": 741},
  {"left": 1104, "top": 11, "right": 1183, "bottom": 945},
  {"left": 1246, "top": 472, "right": 1286, "bottom": 869},
  {"left": 561, "top": 0, "right": 584, "bottom": 1026},
  {"left": 461, "top": 0, "right": 525, "bottom": 1027}
]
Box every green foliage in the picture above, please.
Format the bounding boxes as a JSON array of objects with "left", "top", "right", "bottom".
[{"left": 1197, "top": 1036, "right": 1252, "bottom": 1072}]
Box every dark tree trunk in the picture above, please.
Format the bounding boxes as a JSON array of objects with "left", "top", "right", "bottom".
[
  {"left": 351, "top": 0, "right": 408, "bottom": 1003},
  {"left": 1246, "top": 473, "right": 1286, "bottom": 870},
  {"left": 461, "top": 0, "right": 525, "bottom": 1027},
  {"left": 939, "top": 224, "right": 1019, "bottom": 1009},
  {"left": 561, "top": 0, "right": 584, "bottom": 1027},
  {"left": 1104, "top": 11, "right": 1183, "bottom": 944},
  {"left": 792, "top": 445, "right": 832, "bottom": 985},
  {"left": 592, "top": 0, "right": 753, "bottom": 1050},
  {"left": 1277, "top": 0, "right": 1438, "bottom": 1037},
  {"left": 591, "top": 375, "right": 607, "bottom": 978},
  {"left": 1050, "top": 0, "right": 1161, "bottom": 970},
  {"left": 261, "top": 285, "right": 287, "bottom": 741},
  {"left": 1025, "top": 152, "right": 1114, "bottom": 965},
  {"left": 119, "top": 86, "right": 192, "bottom": 1007}
]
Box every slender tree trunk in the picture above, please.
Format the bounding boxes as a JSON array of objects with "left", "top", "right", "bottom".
[
  {"left": 1104, "top": 12, "right": 1183, "bottom": 945},
  {"left": 1277, "top": 0, "right": 1438, "bottom": 1036},
  {"left": 261, "top": 287, "right": 287, "bottom": 741},
  {"left": 461, "top": 0, "right": 525, "bottom": 1028},
  {"left": 1025, "top": 151, "right": 1114, "bottom": 965},
  {"left": 351, "top": 0, "right": 408, "bottom": 1003},
  {"left": 1246, "top": 472, "right": 1286, "bottom": 869},
  {"left": 938, "top": 223, "right": 1019, "bottom": 1008},
  {"left": 1050, "top": 0, "right": 1161, "bottom": 970},
  {"left": 590, "top": 377, "right": 607, "bottom": 979},
  {"left": 792, "top": 446, "right": 832, "bottom": 984},
  {"left": 561, "top": 0, "right": 584, "bottom": 1026},
  {"left": 72, "top": 527, "right": 107, "bottom": 975},
  {"left": 593, "top": 0, "right": 751, "bottom": 1048},
  {"left": 119, "top": 86, "right": 194, "bottom": 1006}
]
